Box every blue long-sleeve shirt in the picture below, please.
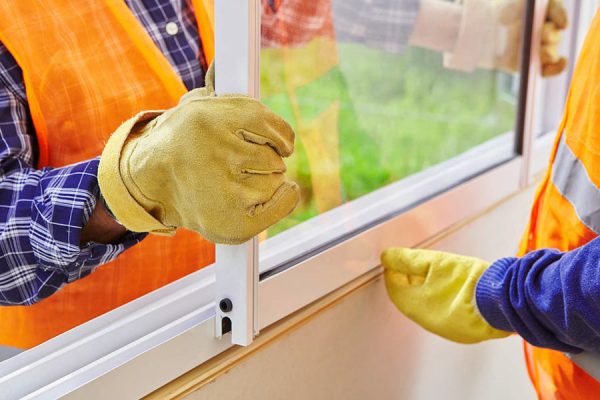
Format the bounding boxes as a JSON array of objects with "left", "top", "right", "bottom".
[{"left": 477, "top": 236, "right": 600, "bottom": 354}]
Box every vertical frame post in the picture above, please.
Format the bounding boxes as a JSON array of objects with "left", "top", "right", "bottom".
[
  {"left": 213, "top": 0, "right": 261, "bottom": 346},
  {"left": 517, "top": 0, "right": 547, "bottom": 186}
]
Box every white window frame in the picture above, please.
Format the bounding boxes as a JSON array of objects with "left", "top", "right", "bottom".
[{"left": 0, "top": 1, "right": 580, "bottom": 398}]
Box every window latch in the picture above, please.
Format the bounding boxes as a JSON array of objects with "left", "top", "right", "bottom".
[{"left": 214, "top": 239, "right": 259, "bottom": 346}]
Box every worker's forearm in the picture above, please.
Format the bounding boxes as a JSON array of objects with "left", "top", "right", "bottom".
[
  {"left": 80, "top": 198, "right": 128, "bottom": 244},
  {"left": 409, "top": 0, "right": 462, "bottom": 53},
  {"left": 0, "top": 157, "right": 144, "bottom": 305},
  {"left": 476, "top": 237, "right": 600, "bottom": 354}
]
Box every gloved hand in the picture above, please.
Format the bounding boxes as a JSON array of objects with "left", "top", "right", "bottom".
[
  {"left": 495, "top": 0, "right": 568, "bottom": 76},
  {"left": 445, "top": 0, "right": 568, "bottom": 77},
  {"left": 98, "top": 66, "right": 300, "bottom": 244},
  {"left": 540, "top": 0, "right": 568, "bottom": 77},
  {"left": 381, "top": 248, "right": 511, "bottom": 344}
]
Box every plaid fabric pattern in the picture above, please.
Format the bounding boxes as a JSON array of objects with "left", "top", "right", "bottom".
[
  {"left": 261, "top": 0, "right": 419, "bottom": 53},
  {"left": 0, "top": 0, "right": 205, "bottom": 305},
  {"left": 261, "top": 0, "right": 335, "bottom": 48},
  {"left": 332, "top": 0, "right": 419, "bottom": 54}
]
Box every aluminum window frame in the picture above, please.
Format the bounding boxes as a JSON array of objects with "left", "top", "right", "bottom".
[{"left": 0, "top": 1, "right": 568, "bottom": 398}]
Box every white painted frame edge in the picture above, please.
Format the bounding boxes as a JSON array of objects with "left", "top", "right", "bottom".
[{"left": 213, "top": 0, "right": 261, "bottom": 348}]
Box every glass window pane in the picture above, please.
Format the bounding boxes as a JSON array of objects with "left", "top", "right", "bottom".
[{"left": 260, "top": 0, "right": 523, "bottom": 241}]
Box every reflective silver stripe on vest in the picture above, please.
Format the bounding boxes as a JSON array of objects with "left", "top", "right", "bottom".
[
  {"left": 552, "top": 135, "right": 600, "bottom": 234},
  {"left": 567, "top": 352, "right": 600, "bottom": 382}
]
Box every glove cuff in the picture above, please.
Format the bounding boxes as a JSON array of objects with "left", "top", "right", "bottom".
[
  {"left": 98, "top": 111, "right": 176, "bottom": 236},
  {"left": 475, "top": 257, "right": 518, "bottom": 333}
]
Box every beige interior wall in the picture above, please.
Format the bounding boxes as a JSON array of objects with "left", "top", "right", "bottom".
[{"left": 172, "top": 186, "right": 538, "bottom": 400}]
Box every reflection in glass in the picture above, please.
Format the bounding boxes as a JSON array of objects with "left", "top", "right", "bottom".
[{"left": 260, "top": 0, "right": 524, "bottom": 236}]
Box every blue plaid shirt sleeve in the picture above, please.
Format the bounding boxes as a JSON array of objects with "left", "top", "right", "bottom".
[
  {"left": 0, "top": 44, "right": 145, "bottom": 306},
  {"left": 0, "top": 0, "right": 207, "bottom": 306},
  {"left": 332, "top": 0, "right": 419, "bottom": 54}
]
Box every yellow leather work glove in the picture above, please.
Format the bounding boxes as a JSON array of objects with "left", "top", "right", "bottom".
[
  {"left": 382, "top": 248, "right": 511, "bottom": 344},
  {"left": 540, "top": 0, "right": 568, "bottom": 77},
  {"left": 460, "top": 0, "right": 568, "bottom": 76},
  {"left": 98, "top": 67, "right": 300, "bottom": 244}
]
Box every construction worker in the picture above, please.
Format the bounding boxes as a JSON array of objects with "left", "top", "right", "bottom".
[
  {"left": 383, "top": 6, "right": 600, "bottom": 400},
  {"left": 0, "top": 0, "right": 299, "bottom": 351}
]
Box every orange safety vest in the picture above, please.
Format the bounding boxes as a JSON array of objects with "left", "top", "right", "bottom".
[
  {"left": 0, "top": 0, "right": 215, "bottom": 349},
  {"left": 518, "top": 9, "right": 600, "bottom": 399}
]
